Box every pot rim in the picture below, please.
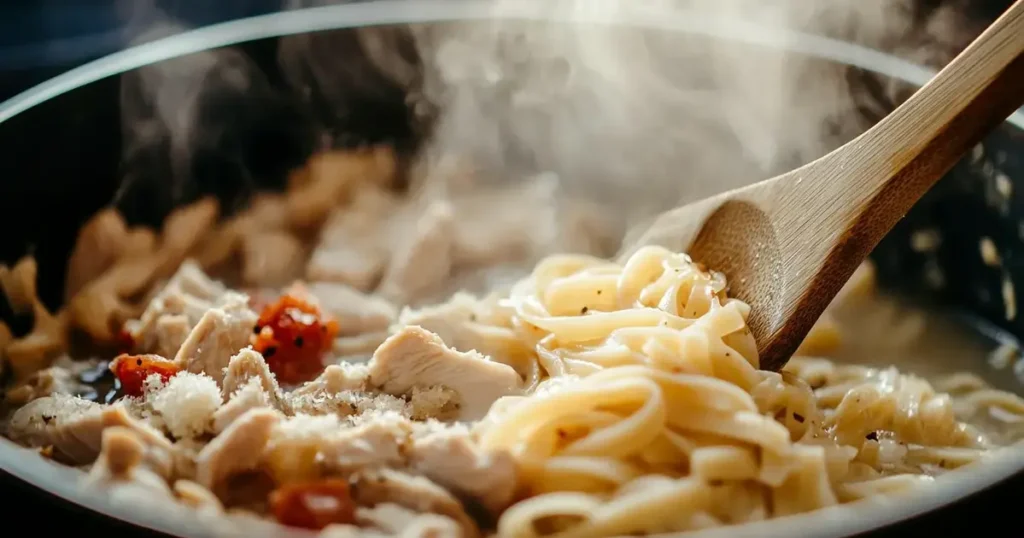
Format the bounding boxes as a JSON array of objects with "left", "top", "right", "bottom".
[{"left": 1, "top": 2, "right": 1022, "bottom": 538}]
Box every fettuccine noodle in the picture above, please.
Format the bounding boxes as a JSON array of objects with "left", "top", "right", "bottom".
[{"left": 467, "top": 246, "right": 1018, "bottom": 538}]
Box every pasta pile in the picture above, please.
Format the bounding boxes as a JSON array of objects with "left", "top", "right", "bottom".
[{"left": 466, "top": 246, "right": 1022, "bottom": 537}]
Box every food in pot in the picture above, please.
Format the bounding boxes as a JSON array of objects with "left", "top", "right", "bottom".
[{"left": 1, "top": 147, "right": 1022, "bottom": 538}]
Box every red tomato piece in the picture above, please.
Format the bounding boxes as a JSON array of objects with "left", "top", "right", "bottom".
[
  {"left": 251, "top": 292, "right": 339, "bottom": 384},
  {"left": 109, "top": 354, "right": 180, "bottom": 397},
  {"left": 269, "top": 479, "right": 356, "bottom": 530}
]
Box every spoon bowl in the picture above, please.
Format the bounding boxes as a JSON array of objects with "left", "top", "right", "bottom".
[{"left": 623, "top": 0, "right": 1024, "bottom": 371}]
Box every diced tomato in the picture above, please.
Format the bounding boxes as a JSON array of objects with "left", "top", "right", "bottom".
[
  {"left": 251, "top": 291, "right": 339, "bottom": 384},
  {"left": 269, "top": 479, "right": 356, "bottom": 530},
  {"left": 109, "top": 354, "right": 180, "bottom": 397}
]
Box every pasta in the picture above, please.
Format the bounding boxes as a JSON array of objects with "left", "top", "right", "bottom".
[
  {"left": 465, "top": 246, "right": 1013, "bottom": 537},
  {"left": 1, "top": 149, "right": 1023, "bottom": 538}
]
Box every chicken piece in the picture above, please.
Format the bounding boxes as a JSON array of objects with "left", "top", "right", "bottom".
[
  {"left": 2, "top": 257, "right": 69, "bottom": 380},
  {"left": 448, "top": 177, "right": 559, "bottom": 268},
  {"left": 68, "top": 247, "right": 160, "bottom": 344},
  {"left": 378, "top": 201, "right": 455, "bottom": 304},
  {"left": 84, "top": 426, "right": 176, "bottom": 502},
  {"left": 6, "top": 394, "right": 104, "bottom": 463},
  {"left": 125, "top": 261, "right": 230, "bottom": 357},
  {"left": 213, "top": 377, "right": 273, "bottom": 433},
  {"left": 240, "top": 231, "right": 307, "bottom": 287},
  {"left": 174, "top": 479, "right": 225, "bottom": 513},
  {"left": 349, "top": 468, "right": 479, "bottom": 538},
  {"left": 70, "top": 199, "right": 216, "bottom": 344},
  {"left": 193, "top": 194, "right": 290, "bottom": 271},
  {"left": 291, "top": 363, "right": 370, "bottom": 396},
  {"left": 287, "top": 147, "right": 398, "bottom": 231},
  {"left": 409, "top": 424, "right": 518, "bottom": 514},
  {"left": 4, "top": 363, "right": 94, "bottom": 406},
  {"left": 64, "top": 209, "right": 130, "bottom": 300},
  {"left": 304, "top": 281, "right": 397, "bottom": 337},
  {"left": 369, "top": 327, "right": 521, "bottom": 420},
  {"left": 397, "top": 293, "right": 533, "bottom": 375},
  {"left": 332, "top": 332, "right": 390, "bottom": 360},
  {"left": 306, "top": 208, "right": 390, "bottom": 292},
  {"left": 6, "top": 397, "right": 173, "bottom": 469},
  {"left": 319, "top": 412, "right": 413, "bottom": 472},
  {"left": 154, "top": 197, "right": 220, "bottom": 276},
  {"left": 172, "top": 296, "right": 259, "bottom": 384},
  {"left": 221, "top": 348, "right": 289, "bottom": 412},
  {"left": 195, "top": 408, "right": 281, "bottom": 491},
  {"left": 355, "top": 503, "right": 462, "bottom": 538}
]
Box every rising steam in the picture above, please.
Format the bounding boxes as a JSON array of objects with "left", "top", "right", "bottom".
[{"left": 411, "top": 0, "right": 978, "bottom": 225}]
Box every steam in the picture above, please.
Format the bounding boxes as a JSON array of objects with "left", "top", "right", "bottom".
[
  {"left": 411, "top": 0, "right": 977, "bottom": 224},
  {"left": 108, "top": 0, "right": 981, "bottom": 232}
]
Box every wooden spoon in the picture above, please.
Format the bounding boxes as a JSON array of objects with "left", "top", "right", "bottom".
[{"left": 621, "top": 0, "right": 1024, "bottom": 372}]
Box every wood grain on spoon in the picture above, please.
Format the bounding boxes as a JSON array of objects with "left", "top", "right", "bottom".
[{"left": 622, "top": 0, "right": 1024, "bottom": 372}]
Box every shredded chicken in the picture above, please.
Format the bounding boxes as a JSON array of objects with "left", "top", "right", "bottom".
[
  {"left": 378, "top": 201, "right": 456, "bottom": 304},
  {"left": 369, "top": 327, "right": 522, "bottom": 420},
  {"left": 305, "top": 281, "right": 397, "bottom": 337},
  {"left": 240, "top": 231, "right": 307, "bottom": 287},
  {"left": 307, "top": 208, "right": 391, "bottom": 292},
  {"left": 2, "top": 257, "right": 68, "bottom": 380},
  {"left": 0, "top": 147, "right": 634, "bottom": 537},
  {"left": 221, "top": 348, "right": 289, "bottom": 412},
  {"left": 171, "top": 297, "right": 259, "bottom": 384},
  {"left": 350, "top": 468, "right": 480, "bottom": 538},
  {"left": 410, "top": 424, "right": 518, "bottom": 514},
  {"left": 195, "top": 408, "right": 281, "bottom": 492}
]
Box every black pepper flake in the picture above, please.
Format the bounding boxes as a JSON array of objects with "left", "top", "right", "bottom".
[
  {"left": 939, "top": 459, "right": 947, "bottom": 467},
  {"left": 294, "top": 336, "right": 304, "bottom": 348},
  {"left": 253, "top": 325, "right": 262, "bottom": 334},
  {"left": 470, "top": 314, "right": 477, "bottom": 321},
  {"left": 264, "top": 346, "right": 278, "bottom": 358},
  {"left": 42, "top": 415, "right": 53, "bottom": 424},
  {"left": 866, "top": 431, "right": 879, "bottom": 441},
  {"left": 136, "top": 359, "right": 143, "bottom": 366},
  {"left": 580, "top": 306, "right": 589, "bottom": 314},
  {"left": 792, "top": 413, "right": 805, "bottom": 423},
  {"left": 597, "top": 290, "right": 603, "bottom": 295}
]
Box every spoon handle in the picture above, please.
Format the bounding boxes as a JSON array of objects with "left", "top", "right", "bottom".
[{"left": 799, "top": 0, "right": 1024, "bottom": 247}]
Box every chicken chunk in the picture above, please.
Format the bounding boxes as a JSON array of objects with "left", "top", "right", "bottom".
[
  {"left": 240, "top": 231, "right": 307, "bottom": 287},
  {"left": 307, "top": 207, "right": 390, "bottom": 292},
  {"left": 304, "top": 281, "right": 397, "bottom": 337},
  {"left": 126, "top": 261, "right": 231, "bottom": 357},
  {"left": 448, "top": 177, "right": 559, "bottom": 268},
  {"left": 350, "top": 468, "right": 479, "bottom": 538},
  {"left": 397, "top": 293, "right": 533, "bottom": 375},
  {"left": 213, "top": 377, "right": 273, "bottom": 434},
  {"left": 378, "top": 201, "right": 455, "bottom": 304},
  {"left": 221, "top": 348, "right": 289, "bottom": 412},
  {"left": 5, "top": 394, "right": 104, "bottom": 463},
  {"left": 6, "top": 397, "right": 173, "bottom": 469},
  {"left": 354, "top": 503, "right": 462, "bottom": 538},
  {"left": 172, "top": 296, "right": 259, "bottom": 384},
  {"left": 195, "top": 408, "right": 282, "bottom": 491},
  {"left": 369, "top": 327, "right": 521, "bottom": 420},
  {"left": 409, "top": 424, "right": 518, "bottom": 514}
]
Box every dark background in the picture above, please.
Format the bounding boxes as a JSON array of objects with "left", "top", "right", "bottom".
[{"left": 1, "top": 1, "right": 1022, "bottom": 537}]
